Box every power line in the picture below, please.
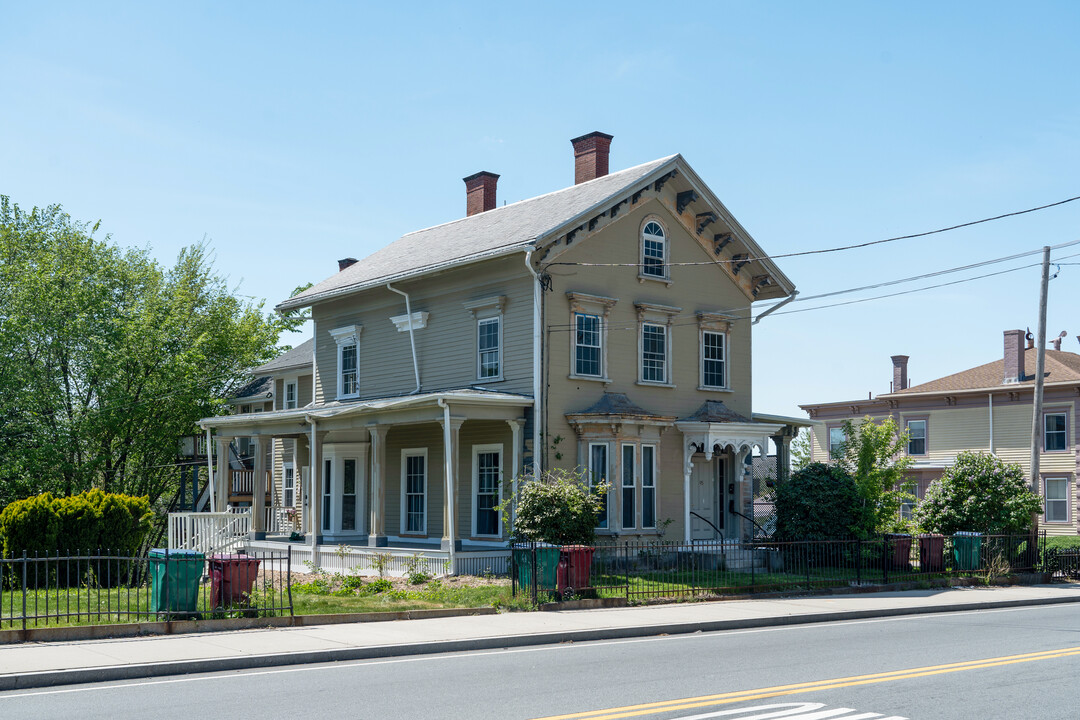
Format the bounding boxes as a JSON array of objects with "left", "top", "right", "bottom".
[{"left": 543, "top": 194, "right": 1080, "bottom": 269}]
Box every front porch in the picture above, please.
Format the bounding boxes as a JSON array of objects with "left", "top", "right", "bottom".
[{"left": 246, "top": 537, "right": 511, "bottom": 577}]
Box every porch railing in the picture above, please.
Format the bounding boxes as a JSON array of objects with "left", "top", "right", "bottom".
[
  {"left": 168, "top": 510, "right": 251, "bottom": 554},
  {"left": 230, "top": 469, "right": 253, "bottom": 495}
]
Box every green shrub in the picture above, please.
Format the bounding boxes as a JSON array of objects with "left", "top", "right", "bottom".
[
  {"left": 500, "top": 468, "right": 609, "bottom": 545},
  {"left": 0, "top": 490, "right": 152, "bottom": 558},
  {"left": 915, "top": 451, "right": 1041, "bottom": 535},
  {"left": 775, "top": 462, "right": 869, "bottom": 540},
  {"left": 0, "top": 493, "right": 60, "bottom": 558}
]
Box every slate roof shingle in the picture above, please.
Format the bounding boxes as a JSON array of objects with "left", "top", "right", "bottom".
[{"left": 254, "top": 338, "right": 314, "bottom": 375}]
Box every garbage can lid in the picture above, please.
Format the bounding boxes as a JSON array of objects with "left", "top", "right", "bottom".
[
  {"left": 209, "top": 553, "right": 255, "bottom": 560},
  {"left": 149, "top": 549, "right": 205, "bottom": 558}
]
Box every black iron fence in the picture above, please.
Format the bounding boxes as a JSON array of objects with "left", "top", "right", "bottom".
[
  {"left": 1, "top": 548, "right": 294, "bottom": 631},
  {"left": 511, "top": 533, "right": 1046, "bottom": 604}
]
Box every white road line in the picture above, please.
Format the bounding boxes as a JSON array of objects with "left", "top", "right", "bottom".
[{"left": 0, "top": 602, "right": 1071, "bottom": 699}]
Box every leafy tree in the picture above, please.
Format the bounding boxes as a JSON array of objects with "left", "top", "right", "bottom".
[
  {"left": 0, "top": 197, "right": 291, "bottom": 509},
  {"left": 790, "top": 430, "right": 811, "bottom": 472},
  {"left": 499, "top": 468, "right": 609, "bottom": 545},
  {"left": 775, "top": 462, "right": 867, "bottom": 540},
  {"left": 915, "top": 451, "right": 1042, "bottom": 535},
  {"left": 835, "top": 416, "right": 916, "bottom": 534}
]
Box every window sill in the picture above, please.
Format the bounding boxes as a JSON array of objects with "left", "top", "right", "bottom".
[
  {"left": 697, "top": 385, "right": 733, "bottom": 393},
  {"left": 637, "top": 273, "right": 674, "bottom": 287},
  {"left": 474, "top": 376, "right": 505, "bottom": 384},
  {"left": 569, "top": 374, "right": 613, "bottom": 384},
  {"left": 1040, "top": 449, "right": 1071, "bottom": 455},
  {"left": 636, "top": 380, "right": 676, "bottom": 389}
]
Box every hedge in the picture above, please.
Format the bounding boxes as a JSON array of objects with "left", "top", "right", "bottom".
[{"left": 0, "top": 489, "right": 153, "bottom": 558}]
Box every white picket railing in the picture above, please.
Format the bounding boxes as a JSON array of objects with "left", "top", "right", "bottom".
[{"left": 168, "top": 510, "right": 251, "bottom": 554}]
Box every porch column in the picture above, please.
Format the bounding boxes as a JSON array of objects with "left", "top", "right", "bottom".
[
  {"left": 368, "top": 425, "right": 389, "bottom": 547},
  {"left": 309, "top": 421, "right": 321, "bottom": 554},
  {"left": 771, "top": 431, "right": 792, "bottom": 485},
  {"left": 440, "top": 416, "right": 465, "bottom": 551},
  {"left": 507, "top": 419, "right": 525, "bottom": 529},
  {"left": 215, "top": 436, "right": 231, "bottom": 512},
  {"left": 252, "top": 436, "right": 266, "bottom": 539},
  {"left": 295, "top": 435, "right": 310, "bottom": 533},
  {"left": 683, "top": 440, "right": 694, "bottom": 543}
]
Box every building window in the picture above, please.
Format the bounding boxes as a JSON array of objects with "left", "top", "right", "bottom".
[
  {"left": 701, "top": 331, "right": 726, "bottom": 389},
  {"left": 589, "top": 443, "right": 609, "bottom": 529},
  {"left": 478, "top": 316, "right": 501, "bottom": 380},
  {"left": 329, "top": 325, "right": 362, "bottom": 399},
  {"left": 402, "top": 450, "right": 427, "bottom": 534},
  {"left": 1045, "top": 477, "right": 1070, "bottom": 523},
  {"left": 641, "top": 323, "right": 667, "bottom": 383},
  {"left": 907, "top": 419, "right": 927, "bottom": 455},
  {"left": 340, "top": 344, "right": 357, "bottom": 396},
  {"left": 342, "top": 459, "right": 357, "bottom": 531},
  {"left": 322, "top": 459, "right": 332, "bottom": 532},
  {"left": 1044, "top": 412, "right": 1068, "bottom": 452},
  {"left": 621, "top": 444, "right": 636, "bottom": 530},
  {"left": 828, "top": 427, "right": 845, "bottom": 459},
  {"left": 283, "top": 465, "right": 295, "bottom": 507},
  {"left": 473, "top": 445, "right": 502, "bottom": 537},
  {"left": 285, "top": 381, "right": 297, "bottom": 410},
  {"left": 642, "top": 445, "right": 656, "bottom": 530},
  {"left": 641, "top": 220, "right": 667, "bottom": 279},
  {"left": 575, "top": 313, "right": 602, "bottom": 377}
]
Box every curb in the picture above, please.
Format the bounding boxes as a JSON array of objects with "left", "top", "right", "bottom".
[{"left": 3, "top": 593, "right": 1080, "bottom": 691}]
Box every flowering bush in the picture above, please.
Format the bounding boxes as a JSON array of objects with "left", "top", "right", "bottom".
[
  {"left": 500, "top": 468, "right": 609, "bottom": 545},
  {"left": 915, "top": 451, "right": 1041, "bottom": 535}
]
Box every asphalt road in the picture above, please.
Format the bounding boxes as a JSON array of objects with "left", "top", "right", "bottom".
[{"left": 2, "top": 604, "right": 1078, "bottom": 719}]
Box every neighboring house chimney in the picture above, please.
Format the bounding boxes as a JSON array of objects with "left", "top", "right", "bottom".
[
  {"left": 464, "top": 171, "right": 499, "bottom": 217},
  {"left": 1004, "top": 329, "right": 1025, "bottom": 383},
  {"left": 571, "top": 131, "right": 614, "bottom": 185},
  {"left": 338, "top": 258, "right": 358, "bottom": 271},
  {"left": 891, "top": 355, "right": 909, "bottom": 391}
]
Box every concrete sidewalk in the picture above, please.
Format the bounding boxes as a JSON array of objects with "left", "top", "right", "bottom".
[{"left": 3, "top": 583, "right": 1080, "bottom": 691}]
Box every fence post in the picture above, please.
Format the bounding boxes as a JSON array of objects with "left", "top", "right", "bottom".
[
  {"left": 21, "top": 550, "right": 27, "bottom": 633},
  {"left": 287, "top": 545, "right": 294, "bottom": 617}
]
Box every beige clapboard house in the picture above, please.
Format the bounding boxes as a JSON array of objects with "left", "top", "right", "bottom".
[
  {"left": 195, "top": 133, "right": 804, "bottom": 570},
  {"left": 801, "top": 330, "right": 1080, "bottom": 537}
]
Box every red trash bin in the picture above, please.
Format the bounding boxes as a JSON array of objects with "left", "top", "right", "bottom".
[
  {"left": 560, "top": 545, "right": 595, "bottom": 592},
  {"left": 209, "top": 553, "right": 261, "bottom": 607},
  {"left": 919, "top": 534, "right": 945, "bottom": 573}
]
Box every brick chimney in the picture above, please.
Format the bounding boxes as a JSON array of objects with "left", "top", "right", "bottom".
[
  {"left": 571, "top": 131, "right": 614, "bottom": 185},
  {"left": 1004, "top": 329, "right": 1026, "bottom": 383},
  {"left": 338, "top": 258, "right": 358, "bottom": 271},
  {"left": 891, "top": 355, "right": 909, "bottom": 391},
  {"left": 464, "top": 171, "right": 499, "bottom": 217}
]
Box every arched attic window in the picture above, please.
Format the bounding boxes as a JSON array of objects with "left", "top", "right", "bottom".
[{"left": 641, "top": 221, "right": 667, "bottom": 278}]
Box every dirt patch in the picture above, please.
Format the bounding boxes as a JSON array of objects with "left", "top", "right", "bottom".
[{"left": 260, "top": 569, "right": 509, "bottom": 593}]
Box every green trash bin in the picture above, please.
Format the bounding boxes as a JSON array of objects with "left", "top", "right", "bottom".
[
  {"left": 149, "top": 549, "right": 205, "bottom": 613},
  {"left": 512, "top": 544, "right": 560, "bottom": 593},
  {"left": 952, "top": 532, "right": 983, "bottom": 572}
]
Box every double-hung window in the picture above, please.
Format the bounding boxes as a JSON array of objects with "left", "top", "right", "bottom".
[
  {"left": 402, "top": 450, "right": 427, "bottom": 534},
  {"left": 283, "top": 465, "right": 295, "bottom": 507},
  {"left": 641, "top": 323, "right": 667, "bottom": 383},
  {"left": 329, "top": 325, "right": 362, "bottom": 399},
  {"left": 284, "top": 381, "right": 297, "bottom": 410},
  {"left": 906, "top": 419, "right": 927, "bottom": 455},
  {"left": 621, "top": 445, "right": 636, "bottom": 530},
  {"left": 641, "top": 221, "right": 667, "bottom": 279},
  {"left": 641, "top": 445, "right": 656, "bottom": 529},
  {"left": 589, "top": 443, "right": 609, "bottom": 529},
  {"left": 473, "top": 445, "right": 502, "bottom": 536},
  {"left": 828, "top": 427, "right": 845, "bottom": 460},
  {"left": 575, "top": 314, "right": 602, "bottom": 377},
  {"left": 701, "top": 331, "right": 726, "bottom": 389},
  {"left": 342, "top": 459, "right": 357, "bottom": 531},
  {"left": 1044, "top": 412, "right": 1067, "bottom": 452},
  {"left": 478, "top": 316, "right": 501, "bottom": 380},
  {"left": 1044, "top": 477, "right": 1070, "bottom": 523},
  {"left": 322, "top": 459, "right": 332, "bottom": 532}
]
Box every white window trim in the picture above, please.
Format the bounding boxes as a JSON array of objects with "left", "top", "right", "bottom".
[
  {"left": 476, "top": 316, "right": 503, "bottom": 382},
  {"left": 638, "top": 216, "right": 673, "bottom": 286},
  {"left": 588, "top": 441, "right": 611, "bottom": 530},
  {"left": 906, "top": 418, "right": 928, "bottom": 456},
  {"left": 635, "top": 302, "right": 680, "bottom": 388},
  {"left": 568, "top": 292, "right": 616, "bottom": 383},
  {"left": 641, "top": 444, "right": 657, "bottom": 530},
  {"left": 322, "top": 442, "right": 368, "bottom": 535},
  {"left": 284, "top": 379, "right": 298, "bottom": 410},
  {"left": 1044, "top": 476, "right": 1071, "bottom": 524},
  {"left": 283, "top": 462, "right": 296, "bottom": 508},
  {"left": 699, "top": 329, "right": 729, "bottom": 391},
  {"left": 329, "top": 324, "right": 362, "bottom": 400},
  {"left": 389, "top": 311, "right": 429, "bottom": 332},
  {"left": 621, "top": 443, "right": 636, "bottom": 531},
  {"left": 1043, "top": 410, "right": 1069, "bottom": 453},
  {"left": 400, "top": 448, "right": 428, "bottom": 536},
  {"left": 471, "top": 443, "right": 503, "bottom": 538}
]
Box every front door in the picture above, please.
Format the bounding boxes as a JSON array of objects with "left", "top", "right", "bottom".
[{"left": 690, "top": 456, "right": 715, "bottom": 540}]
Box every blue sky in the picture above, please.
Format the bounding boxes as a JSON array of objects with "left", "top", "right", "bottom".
[{"left": 3, "top": 1, "right": 1079, "bottom": 419}]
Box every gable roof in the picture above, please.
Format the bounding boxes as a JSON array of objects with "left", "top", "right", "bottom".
[
  {"left": 566, "top": 392, "right": 672, "bottom": 420},
  {"left": 254, "top": 338, "right": 314, "bottom": 375},
  {"left": 277, "top": 153, "right": 795, "bottom": 311},
  {"left": 678, "top": 400, "right": 752, "bottom": 424},
  {"left": 888, "top": 348, "right": 1080, "bottom": 395},
  {"left": 230, "top": 375, "right": 273, "bottom": 403}
]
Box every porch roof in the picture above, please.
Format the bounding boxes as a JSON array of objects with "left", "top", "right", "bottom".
[{"left": 199, "top": 388, "right": 533, "bottom": 432}]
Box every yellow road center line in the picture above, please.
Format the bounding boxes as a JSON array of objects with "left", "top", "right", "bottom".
[{"left": 532, "top": 646, "right": 1080, "bottom": 720}]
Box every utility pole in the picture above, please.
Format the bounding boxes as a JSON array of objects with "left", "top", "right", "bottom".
[{"left": 1029, "top": 246, "right": 1051, "bottom": 534}]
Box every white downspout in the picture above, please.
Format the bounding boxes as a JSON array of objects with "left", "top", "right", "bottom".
[
  {"left": 205, "top": 426, "right": 216, "bottom": 513},
  {"left": 752, "top": 290, "right": 799, "bottom": 325},
  {"left": 386, "top": 283, "right": 422, "bottom": 394},
  {"left": 437, "top": 397, "right": 456, "bottom": 574},
  {"left": 525, "top": 248, "right": 541, "bottom": 475},
  {"left": 989, "top": 393, "right": 995, "bottom": 454}
]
